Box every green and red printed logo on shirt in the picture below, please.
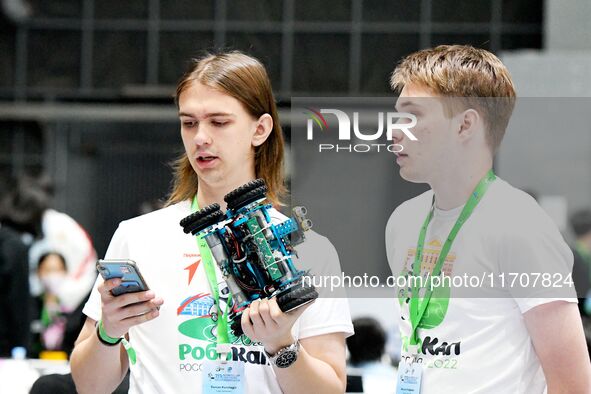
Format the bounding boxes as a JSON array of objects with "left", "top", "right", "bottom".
[{"left": 177, "top": 292, "right": 252, "bottom": 345}]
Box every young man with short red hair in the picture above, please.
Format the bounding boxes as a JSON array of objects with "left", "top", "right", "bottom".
[{"left": 386, "top": 45, "right": 591, "bottom": 393}]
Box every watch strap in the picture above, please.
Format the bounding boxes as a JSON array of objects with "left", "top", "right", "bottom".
[{"left": 264, "top": 340, "right": 300, "bottom": 366}]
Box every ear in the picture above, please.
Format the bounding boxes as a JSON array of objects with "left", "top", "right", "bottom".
[
  {"left": 251, "top": 113, "right": 274, "bottom": 147},
  {"left": 457, "top": 109, "right": 480, "bottom": 141}
]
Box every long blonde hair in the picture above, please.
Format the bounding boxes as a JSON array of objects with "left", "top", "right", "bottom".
[{"left": 167, "top": 51, "right": 286, "bottom": 206}]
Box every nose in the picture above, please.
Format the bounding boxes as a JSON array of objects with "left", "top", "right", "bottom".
[
  {"left": 391, "top": 126, "right": 405, "bottom": 145},
  {"left": 193, "top": 125, "right": 212, "bottom": 147},
  {"left": 390, "top": 112, "right": 417, "bottom": 145}
]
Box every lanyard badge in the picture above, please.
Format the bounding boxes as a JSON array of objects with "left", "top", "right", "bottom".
[
  {"left": 202, "top": 360, "right": 245, "bottom": 394},
  {"left": 396, "top": 361, "right": 423, "bottom": 394},
  {"left": 191, "top": 196, "right": 232, "bottom": 360},
  {"left": 398, "top": 170, "right": 496, "bottom": 394},
  {"left": 408, "top": 170, "right": 496, "bottom": 348}
]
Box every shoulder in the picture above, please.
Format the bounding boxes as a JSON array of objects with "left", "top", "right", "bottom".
[
  {"left": 118, "top": 200, "right": 191, "bottom": 233},
  {"left": 0, "top": 226, "right": 26, "bottom": 249},
  {"left": 484, "top": 178, "right": 573, "bottom": 281},
  {"left": 482, "top": 178, "right": 557, "bottom": 233},
  {"left": 484, "top": 178, "right": 537, "bottom": 210},
  {"left": 104, "top": 200, "right": 193, "bottom": 258},
  {"left": 0, "top": 225, "right": 20, "bottom": 241},
  {"left": 386, "top": 189, "right": 433, "bottom": 235}
]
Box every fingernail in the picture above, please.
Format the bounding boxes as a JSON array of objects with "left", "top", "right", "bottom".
[{"left": 145, "top": 291, "right": 155, "bottom": 299}]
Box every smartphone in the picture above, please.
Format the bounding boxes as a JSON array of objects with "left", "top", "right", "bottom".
[{"left": 96, "top": 259, "right": 149, "bottom": 296}]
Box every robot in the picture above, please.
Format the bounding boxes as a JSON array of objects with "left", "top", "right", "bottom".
[{"left": 180, "top": 179, "right": 318, "bottom": 336}]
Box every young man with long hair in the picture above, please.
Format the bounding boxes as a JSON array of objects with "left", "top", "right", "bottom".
[{"left": 71, "top": 51, "right": 352, "bottom": 394}]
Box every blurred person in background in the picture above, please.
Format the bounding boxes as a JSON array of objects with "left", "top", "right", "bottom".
[
  {"left": 0, "top": 174, "right": 97, "bottom": 356},
  {"left": 30, "top": 252, "right": 69, "bottom": 357},
  {"left": 0, "top": 174, "right": 48, "bottom": 241},
  {"left": 26, "top": 174, "right": 98, "bottom": 313},
  {"left": 0, "top": 174, "right": 32, "bottom": 356},
  {"left": 29, "top": 250, "right": 128, "bottom": 394},
  {"left": 1, "top": 174, "right": 97, "bottom": 312},
  {"left": 37, "top": 253, "right": 69, "bottom": 348},
  {"left": 570, "top": 209, "right": 591, "bottom": 358},
  {"left": 571, "top": 209, "right": 591, "bottom": 307},
  {"left": 346, "top": 317, "right": 397, "bottom": 393}
]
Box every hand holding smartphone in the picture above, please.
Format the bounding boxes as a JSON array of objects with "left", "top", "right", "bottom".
[
  {"left": 96, "top": 259, "right": 149, "bottom": 296},
  {"left": 95, "top": 259, "right": 162, "bottom": 339}
]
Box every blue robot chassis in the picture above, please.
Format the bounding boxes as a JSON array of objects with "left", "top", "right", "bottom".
[{"left": 180, "top": 179, "right": 318, "bottom": 336}]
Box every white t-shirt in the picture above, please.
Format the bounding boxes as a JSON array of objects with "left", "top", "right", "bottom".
[
  {"left": 83, "top": 200, "right": 353, "bottom": 394},
  {"left": 385, "top": 178, "right": 576, "bottom": 394}
]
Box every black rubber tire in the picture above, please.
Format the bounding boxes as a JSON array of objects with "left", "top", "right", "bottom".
[
  {"left": 224, "top": 179, "right": 268, "bottom": 211},
  {"left": 276, "top": 283, "right": 318, "bottom": 313},
  {"left": 179, "top": 203, "right": 224, "bottom": 234}
]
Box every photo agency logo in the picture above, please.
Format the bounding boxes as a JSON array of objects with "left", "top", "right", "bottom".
[{"left": 303, "top": 107, "right": 418, "bottom": 153}]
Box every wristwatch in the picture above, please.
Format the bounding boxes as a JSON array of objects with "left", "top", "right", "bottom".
[{"left": 264, "top": 340, "right": 300, "bottom": 368}]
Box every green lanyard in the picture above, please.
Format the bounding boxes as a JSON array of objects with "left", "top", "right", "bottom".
[
  {"left": 191, "top": 196, "right": 231, "bottom": 351},
  {"left": 409, "top": 169, "right": 496, "bottom": 347}
]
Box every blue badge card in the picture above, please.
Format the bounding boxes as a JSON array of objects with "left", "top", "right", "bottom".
[
  {"left": 202, "top": 361, "right": 245, "bottom": 394},
  {"left": 396, "top": 361, "right": 423, "bottom": 394}
]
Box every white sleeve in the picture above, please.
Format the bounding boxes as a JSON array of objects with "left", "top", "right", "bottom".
[
  {"left": 292, "top": 232, "right": 354, "bottom": 339},
  {"left": 82, "top": 222, "right": 131, "bottom": 321},
  {"left": 500, "top": 210, "right": 577, "bottom": 314},
  {"left": 296, "top": 298, "right": 354, "bottom": 339}
]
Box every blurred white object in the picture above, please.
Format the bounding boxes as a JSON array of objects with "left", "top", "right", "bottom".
[
  {"left": 1, "top": 0, "right": 31, "bottom": 22},
  {"left": 0, "top": 347, "right": 40, "bottom": 394},
  {"left": 27, "top": 358, "right": 70, "bottom": 375},
  {"left": 11, "top": 347, "right": 26, "bottom": 359},
  {"left": 360, "top": 362, "right": 397, "bottom": 393}
]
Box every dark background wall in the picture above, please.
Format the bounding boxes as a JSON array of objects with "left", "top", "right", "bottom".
[
  {"left": 0, "top": 0, "right": 543, "bottom": 100},
  {"left": 0, "top": 0, "right": 544, "bottom": 273}
]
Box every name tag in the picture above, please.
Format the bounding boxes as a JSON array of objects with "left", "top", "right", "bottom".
[
  {"left": 202, "top": 361, "right": 244, "bottom": 394},
  {"left": 396, "top": 360, "right": 423, "bottom": 394}
]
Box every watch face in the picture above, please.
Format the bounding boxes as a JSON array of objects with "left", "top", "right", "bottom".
[{"left": 275, "top": 350, "right": 298, "bottom": 368}]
